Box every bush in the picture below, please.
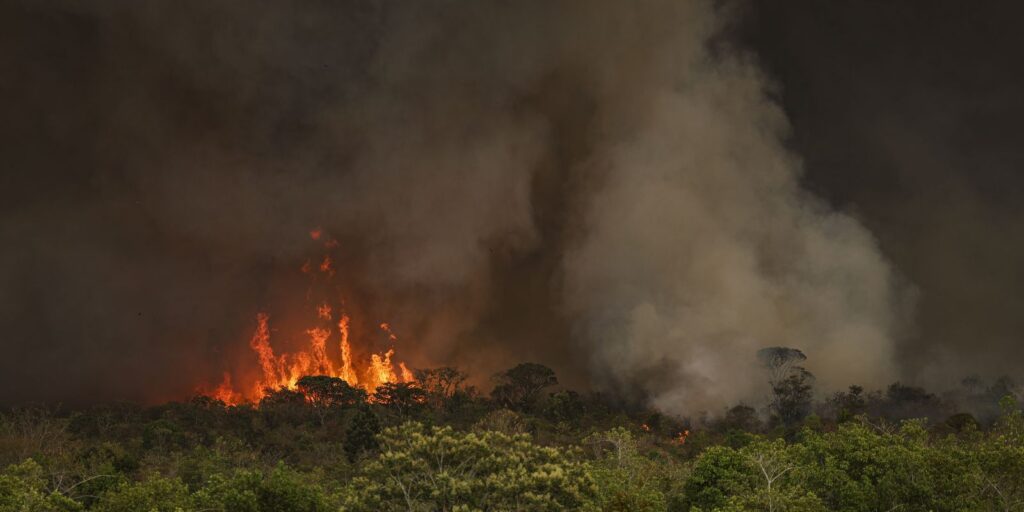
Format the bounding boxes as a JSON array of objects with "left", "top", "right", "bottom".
[
  {"left": 0, "top": 459, "right": 81, "bottom": 512},
  {"left": 343, "top": 422, "right": 596, "bottom": 511},
  {"left": 92, "top": 476, "right": 191, "bottom": 512}
]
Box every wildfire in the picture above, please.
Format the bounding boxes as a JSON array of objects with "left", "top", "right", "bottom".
[
  {"left": 202, "top": 229, "right": 416, "bottom": 405},
  {"left": 674, "top": 430, "right": 690, "bottom": 445},
  {"left": 316, "top": 303, "right": 332, "bottom": 320}
]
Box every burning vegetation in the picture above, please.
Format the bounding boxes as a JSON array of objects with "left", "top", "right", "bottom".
[{"left": 201, "top": 229, "right": 417, "bottom": 405}]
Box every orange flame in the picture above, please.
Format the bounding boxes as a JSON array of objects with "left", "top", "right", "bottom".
[
  {"left": 316, "top": 303, "right": 332, "bottom": 320},
  {"left": 380, "top": 322, "right": 398, "bottom": 341},
  {"left": 217, "top": 310, "right": 414, "bottom": 405},
  {"left": 399, "top": 362, "right": 414, "bottom": 383},
  {"left": 338, "top": 314, "right": 359, "bottom": 386},
  {"left": 248, "top": 313, "right": 278, "bottom": 391},
  {"left": 319, "top": 255, "right": 333, "bottom": 275},
  {"left": 205, "top": 372, "right": 243, "bottom": 405},
  {"left": 205, "top": 230, "right": 415, "bottom": 405},
  {"left": 674, "top": 430, "right": 690, "bottom": 445}
]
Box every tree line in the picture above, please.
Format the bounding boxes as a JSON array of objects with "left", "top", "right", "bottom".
[{"left": 1, "top": 353, "right": 1023, "bottom": 511}]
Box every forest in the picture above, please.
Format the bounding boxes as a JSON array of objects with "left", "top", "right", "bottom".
[{"left": 2, "top": 348, "right": 1023, "bottom": 512}]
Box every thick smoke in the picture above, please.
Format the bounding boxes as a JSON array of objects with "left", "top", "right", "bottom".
[
  {"left": 737, "top": 0, "right": 1024, "bottom": 391},
  {"left": 0, "top": 0, "right": 904, "bottom": 410},
  {"left": 550, "top": 4, "right": 903, "bottom": 411}
]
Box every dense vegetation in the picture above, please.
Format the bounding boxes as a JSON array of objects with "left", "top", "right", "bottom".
[{"left": 2, "top": 353, "right": 1024, "bottom": 511}]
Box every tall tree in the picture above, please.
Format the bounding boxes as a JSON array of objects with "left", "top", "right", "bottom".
[
  {"left": 372, "top": 383, "right": 427, "bottom": 417},
  {"left": 490, "top": 363, "right": 558, "bottom": 411},
  {"left": 296, "top": 375, "right": 368, "bottom": 426},
  {"left": 413, "top": 367, "right": 468, "bottom": 410},
  {"left": 757, "top": 347, "right": 814, "bottom": 427}
]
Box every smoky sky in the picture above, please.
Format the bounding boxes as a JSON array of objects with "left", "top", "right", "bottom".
[
  {"left": 735, "top": 0, "right": 1024, "bottom": 386},
  {"left": 0, "top": 0, "right": 1021, "bottom": 409}
]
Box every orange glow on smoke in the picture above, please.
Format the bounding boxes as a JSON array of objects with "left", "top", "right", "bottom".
[
  {"left": 316, "top": 303, "right": 332, "bottom": 320},
  {"left": 201, "top": 229, "right": 415, "bottom": 404},
  {"left": 319, "top": 255, "right": 334, "bottom": 275}
]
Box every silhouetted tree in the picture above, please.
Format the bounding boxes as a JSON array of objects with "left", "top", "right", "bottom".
[
  {"left": 543, "top": 390, "right": 585, "bottom": 426},
  {"left": 258, "top": 387, "right": 309, "bottom": 426},
  {"left": 259, "top": 387, "right": 305, "bottom": 407},
  {"left": 295, "top": 375, "right": 367, "bottom": 425},
  {"left": 874, "top": 382, "right": 946, "bottom": 421},
  {"left": 344, "top": 406, "right": 380, "bottom": 462},
  {"left": 757, "top": 347, "right": 814, "bottom": 428},
  {"left": 717, "top": 404, "right": 762, "bottom": 433},
  {"left": 770, "top": 368, "right": 814, "bottom": 428},
  {"left": 373, "top": 383, "right": 427, "bottom": 417},
  {"left": 490, "top": 363, "right": 558, "bottom": 411},
  {"left": 414, "top": 367, "right": 468, "bottom": 411},
  {"left": 828, "top": 385, "right": 867, "bottom": 423},
  {"left": 756, "top": 347, "right": 807, "bottom": 386},
  {"left": 296, "top": 376, "right": 367, "bottom": 408},
  {"left": 944, "top": 412, "right": 979, "bottom": 433}
]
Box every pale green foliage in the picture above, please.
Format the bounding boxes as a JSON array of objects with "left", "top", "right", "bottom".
[
  {"left": 684, "top": 418, "right": 1002, "bottom": 512},
  {"left": 91, "top": 476, "right": 191, "bottom": 512},
  {"left": 472, "top": 409, "right": 527, "bottom": 435},
  {"left": 586, "top": 428, "right": 687, "bottom": 512},
  {"left": 721, "top": 439, "right": 825, "bottom": 512},
  {"left": 973, "top": 396, "right": 1024, "bottom": 511},
  {"left": 343, "top": 422, "right": 596, "bottom": 511},
  {"left": 0, "top": 459, "right": 81, "bottom": 512},
  {"left": 193, "top": 464, "right": 336, "bottom": 512},
  {"left": 686, "top": 439, "right": 824, "bottom": 512},
  {"left": 799, "top": 420, "right": 977, "bottom": 511}
]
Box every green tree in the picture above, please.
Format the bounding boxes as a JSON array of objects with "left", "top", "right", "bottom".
[
  {"left": 92, "top": 476, "right": 192, "bottom": 512},
  {"left": 472, "top": 409, "right": 527, "bottom": 435},
  {"left": 543, "top": 391, "right": 586, "bottom": 427},
  {"left": 684, "top": 445, "right": 754, "bottom": 510},
  {"left": 974, "top": 396, "right": 1024, "bottom": 511},
  {"left": 194, "top": 464, "right": 336, "bottom": 512},
  {"left": 586, "top": 428, "right": 685, "bottom": 512},
  {"left": 798, "top": 420, "right": 976, "bottom": 512},
  {"left": 722, "top": 439, "right": 825, "bottom": 512},
  {"left": 0, "top": 459, "right": 81, "bottom": 512},
  {"left": 343, "top": 422, "right": 595, "bottom": 511},
  {"left": 684, "top": 439, "right": 825, "bottom": 512}
]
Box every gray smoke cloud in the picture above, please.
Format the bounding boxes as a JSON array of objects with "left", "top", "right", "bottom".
[
  {"left": 0, "top": 0, "right": 906, "bottom": 410},
  {"left": 551, "top": 3, "right": 905, "bottom": 412},
  {"left": 738, "top": 0, "right": 1024, "bottom": 392}
]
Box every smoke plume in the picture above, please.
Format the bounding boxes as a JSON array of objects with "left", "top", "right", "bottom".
[{"left": 0, "top": 0, "right": 905, "bottom": 411}]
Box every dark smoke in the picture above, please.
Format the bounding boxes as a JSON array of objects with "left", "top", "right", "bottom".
[
  {"left": 2, "top": 0, "right": 1014, "bottom": 410},
  {"left": 735, "top": 0, "right": 1024, "bottom": 389}
]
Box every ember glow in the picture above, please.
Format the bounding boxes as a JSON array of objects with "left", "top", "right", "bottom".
[{"left": 201, "top": 231, "right": 415, "bottom": 405}]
